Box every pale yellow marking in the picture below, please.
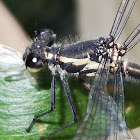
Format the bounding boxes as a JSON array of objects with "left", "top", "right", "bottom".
[
  {"left": 45, "top": 51, "right": 57, "bottom": 60},
  {"left": 87, "top": 52, "right": 90, "bottom": 58},
  {"left": 120, "top": 49, "right": 126, "bottom": 55},
  {"left": 86, "top": 73, "right": 95, "bottom": 77},
  {"left": 72, "top": 58, "right": 92, "bottom": 66},
  {"left": 100, "top": 40, "right": 103, "bottom": 43},
  {"left": 82, "top": 61, "right": 99, "bottom": 71},
  {"left": 112, "top": 55, "right": 118, "bottom": 61},
  {"left": 117, "top": 44, "right": 121, "bottom": 49},
  {"left": 44, "top": 51, "right": 48, "bottom": 59},
  {"left": 48, "top": 53, "right": 53, "bottom": 59},
  {"left": 118, "top": 56, "right": 121, "bottom": 61},
  {"left": 27, "top": 66, "right": 42, "bottom": 73},
  {"left": 110, "top": 62, "right": 115, "bottom": 67},
  {"left": 98, "top": 55, "right": 102, "bottom": 61},
  {"left": 100, "top": 49, "right": 103, "bottom": 53},
  {"left": 60, "top": 56, "right": 98, "bottom": 66},
  {"left": 59, "top": 56, "right": 77, "bottom": 63},
  {"left": 109, "top": 42, "right": 113, "bottom": 46},
  {"left": 48, "top": 64, "right": 55, "bottom": 73},
  {"left": 54, "top": 54, "right": 57, "bottom": 60},
  {"left": 59, "top": 56, "right": 99, "bottom": 72}
]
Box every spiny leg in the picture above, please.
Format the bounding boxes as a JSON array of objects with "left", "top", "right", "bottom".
[
  {"left": 26, "top": 73, "right": 56, "bottom": 132},
  {"left": 41, "top": 74, "right": 78, "bottom": 139}
]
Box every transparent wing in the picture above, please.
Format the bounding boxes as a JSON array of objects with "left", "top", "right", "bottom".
[
  {"left": 110, "top": 0, "right": 137, "bottom": 42},
  {"left": 108, "top": 66, "right": 137, "bottom": 140},
  {"left": 74, "top": 57, "right": 110, "bottom": 139},
  {"left": 123, "top": 24, "right": 140, "bottom": 52},
  {"left": 74, "top": 59, "right": 137, "bottom": 140},
  {"left": 0, "top": 44, "right": 25, "bottom": 71}
]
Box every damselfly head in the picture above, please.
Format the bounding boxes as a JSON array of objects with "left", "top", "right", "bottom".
[
  {"left": 23, "top": 29, "right": 56, "bottom": 73},
  {"left": 24, "top": 51, "right": 45, "bottom": 73}
]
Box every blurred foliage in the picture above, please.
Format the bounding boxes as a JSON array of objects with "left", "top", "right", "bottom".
[
  {"left": 125, "top": 81, "right": 140, "bottom": 129},
  {"left": 2, "top": 0, "right": 77, "bottom": 39}
]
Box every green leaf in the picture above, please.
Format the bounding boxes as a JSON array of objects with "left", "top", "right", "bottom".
[
  {"left": 125, "top": 81, "right": 140, "bottom": 129},
  {"left": 0, "top": 44, "right": 87, "bottom": 140}
]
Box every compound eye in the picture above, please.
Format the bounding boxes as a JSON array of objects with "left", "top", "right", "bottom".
[
  {"left": 38, "top": 29, "right": 56, "bottom": 47},
  {"left": 25, "top": 53, "right": 44, "bottom": 73}
]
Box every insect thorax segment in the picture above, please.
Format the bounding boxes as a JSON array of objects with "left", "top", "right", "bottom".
[
  {"left": 107, "top": 42, "right": 126, "bottom": 73},
  {"left": 45, "top": 36, "right": 126, "bottom": 76}
]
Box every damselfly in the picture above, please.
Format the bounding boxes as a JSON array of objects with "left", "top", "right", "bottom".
[
  {"left": 22, "top": 0, "right": 140, "bottom": 139},
  {"left": 0, "top": 0, "right": 140, "bottom": 140}
]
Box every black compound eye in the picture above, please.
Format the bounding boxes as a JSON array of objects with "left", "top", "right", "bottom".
[
  {"left": 25, "top": 53, "right": 44, "bottom": 73},
  {"left": 38, "top": 29, "right": 56, "bottom": 47}
]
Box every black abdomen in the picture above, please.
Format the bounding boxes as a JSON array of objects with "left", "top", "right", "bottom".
[
  {"left": 59, "top": 40, "right": 100, "bottom": 59},
  {"left": 58, "top": 40, "right": 101, "bottom": 73}
]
